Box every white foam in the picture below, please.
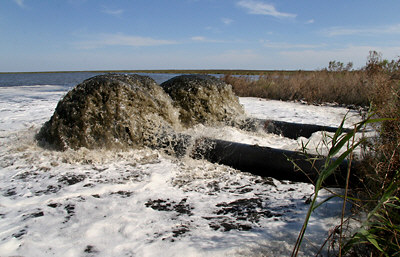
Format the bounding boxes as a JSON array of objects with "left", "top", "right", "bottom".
[
  {"left": 0, "top": 86, "right": 364, "bottom": 256},
  {"left": 239, "top": 97, "right": 363, "bottom": 128}
]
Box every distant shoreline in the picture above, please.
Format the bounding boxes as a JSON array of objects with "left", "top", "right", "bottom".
[{"left": 0, "top": 69, "right": 311, "bottom": 75}]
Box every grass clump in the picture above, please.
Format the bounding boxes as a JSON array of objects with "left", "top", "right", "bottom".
[
  {"left": 291, "top": 113, "right": 377, "bottom": 257},
  {"left": 227, "top": 51, "right": 400, "bottom": 256},
  {"left": 346, "top": 51, "right": 400, "bottom": 256},
  {"left": 224, "top": 69, "right": 370, "bottom": 107}
]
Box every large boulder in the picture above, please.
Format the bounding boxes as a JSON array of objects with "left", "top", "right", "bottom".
[
  {"left": 160, "top": 75, "right": 245, "bottom": 127},
  {"left": 37, "top": 74, "right": 182, "bottom": 150}
]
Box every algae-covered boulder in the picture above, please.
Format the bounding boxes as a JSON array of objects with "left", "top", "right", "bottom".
[
  {"left": 160, "top": 75, "right": 245, "bottom": 127},
  {"left": 37, "top": 74, "right": 181, "bottom": 150}
]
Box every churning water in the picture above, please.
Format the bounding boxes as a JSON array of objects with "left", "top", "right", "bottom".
[{"left": 0, "top": 71, "right": 360, "bottom": 256}]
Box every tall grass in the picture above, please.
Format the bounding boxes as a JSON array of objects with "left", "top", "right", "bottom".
[
  {"left": 225, "top": 51, "right": 400, "bottom": 255},
  {"left": 290, "top": 113, "right": 381, "bottom": 256},
  {"left": 224, "top": 70, "right": 370, "bottom": 106},
  {"left": 347, "top": 51, "right": 400, "bottom": 256}
]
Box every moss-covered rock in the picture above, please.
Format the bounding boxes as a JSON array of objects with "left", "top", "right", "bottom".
[
  {"left": 37, "top": 74, "right": 181, "bottom": 150},
  {"left": 161, "top": 75, "right": 245, "bottom": 127}
]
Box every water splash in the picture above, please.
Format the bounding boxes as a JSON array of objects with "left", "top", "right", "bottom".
[
  {"left": 36, "top": 73, "right": 248, "bottom": 159},
  {"left": 36, "top": 74, "right": 182, "bottom": 151},
  {"left": 161, "top": 75, "right": 245, "bottom": 127}
]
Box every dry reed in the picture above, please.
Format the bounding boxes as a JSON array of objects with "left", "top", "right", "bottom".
[
  {"left": 224, "top": 70, "right": 370, "bottom": 107},
  {"left": 224, "top": 51, "right": 400, "bottom": 255}
]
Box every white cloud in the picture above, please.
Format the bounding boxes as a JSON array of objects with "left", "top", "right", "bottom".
[
  {"left": 190, "top": 36, "right": 225, "bottom": 43},
  {"left": 205, "top": 26, "right": 221, "bottom": 33},
  {"left": 74, "top": 33, "right": 177, "bottom": 49},
  {"left": 237, "top": 0, "right": 296, "bottom": 18},
  {"left": 323, "top": 24, "right": 400, "bottom": 37},
  {"left": 262, "top": 41, "right": 325, "bottom": 49},
  {"left": 191, "top": 36, "right": 206, "bottom": 42},
  {"left": 221, "top": 18, "right": 234, "bottom": 25},
  {"left": 305, "top": 19, "right": 314, "bottom": 24},
  {"left": 13, "top": 0, "right": 25, "bottom": 8},
  {"left": 101, "top": 8, "right": 124, "bottom": 17}
]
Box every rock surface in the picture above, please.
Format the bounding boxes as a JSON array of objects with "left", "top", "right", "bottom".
[
  {"left": 37, "top": 73, "right": 181, "bottom": 150},
  {"left": 161, "top": 75, "right": 245, "bottom": 127}
]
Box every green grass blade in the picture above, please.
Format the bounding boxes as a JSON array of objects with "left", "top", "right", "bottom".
[
  {"left": 318, "top": 141, "right": 362, "bottom": 185},
  {"left": 311, "top": 195, "right": 337, "bottom": 211}
]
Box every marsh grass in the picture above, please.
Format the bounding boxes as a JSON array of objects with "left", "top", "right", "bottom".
[
  {"left": 224, "top": 70, "right": 370, "bottom": 106},
  {"left": 290, "top": 113, "right": 380, "bottom": 256},
  {"left": 226, "top": 51, "right": 400, "bottom": 256},
  {"left": 345, "top": 52, "right": 400, "bottom": 256}
]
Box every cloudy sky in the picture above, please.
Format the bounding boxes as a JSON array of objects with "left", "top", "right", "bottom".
[{"left": 1, "top": 0, "right": 400, "bottom": 72}]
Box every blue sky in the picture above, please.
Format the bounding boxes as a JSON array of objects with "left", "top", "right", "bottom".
[{"left": 1, "top": 0, "right": 400, "bottom": 72}]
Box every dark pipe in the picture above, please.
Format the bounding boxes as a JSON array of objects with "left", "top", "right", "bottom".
[
  {"left": 192, "top": 138, "right": 356, "bottom": 186},
  {"left": 154, "top": 125, "right": 357, "bottom": 186},
  {"left": 262, "top": 119, "right": 353, "bottom": 139},
  {"left": 242, "top": 118, "right": 354, "bottom": 139}
]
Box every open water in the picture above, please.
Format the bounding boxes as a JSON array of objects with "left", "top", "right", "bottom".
[{"left": 0, "top": 72, "right": 180, "bottom": 88}]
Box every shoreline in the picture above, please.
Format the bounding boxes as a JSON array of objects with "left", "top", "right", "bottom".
[{"left": 0, "top": 69, "right": 312, "bottom": 76}]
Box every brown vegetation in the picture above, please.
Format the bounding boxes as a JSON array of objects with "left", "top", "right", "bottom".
[
  {"left": 349, "top": 52, "right": 400, "bottom": 256},
  {"left": 224, "top": 70, "right": 370, "bottom": 106},
  {"left": 223, "top": 51, "right": 400, "bottom": 255}
]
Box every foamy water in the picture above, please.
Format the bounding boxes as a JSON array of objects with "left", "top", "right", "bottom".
[
  {"left": 0, "top": 84, "right": 362, "bottom": 256},
  {"left": 240, "top": 97, "right": 363, "bottom": 127}
]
